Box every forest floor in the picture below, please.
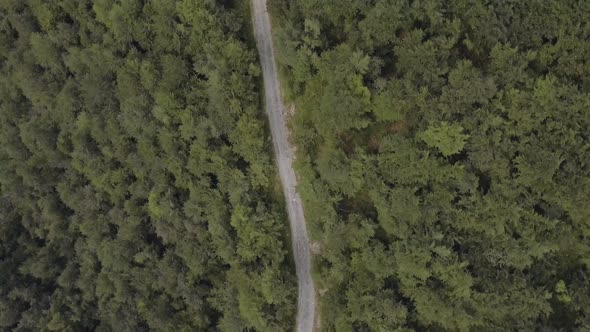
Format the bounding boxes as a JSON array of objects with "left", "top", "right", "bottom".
[{"left": 250, "top": 0, "right": 316, "bottom": 331}]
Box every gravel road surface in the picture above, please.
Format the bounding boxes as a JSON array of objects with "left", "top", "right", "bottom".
[{"left": 250, "top": 1, "right": 316, "bottom": 331}]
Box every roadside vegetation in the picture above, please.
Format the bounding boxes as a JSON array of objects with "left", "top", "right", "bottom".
[
  {"left": 270, "top": 0, "right": 590, "bottom": 330},
  {"left": 0, "top": 1, "right": 296, "bottom": 330}
]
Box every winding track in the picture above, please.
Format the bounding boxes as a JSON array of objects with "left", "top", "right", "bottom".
[{"left": 250, "top": 1, "right": 315, "bottom": 331}]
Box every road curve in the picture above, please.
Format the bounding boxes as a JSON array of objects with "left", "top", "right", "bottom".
[{"left": 250, "top": 1, "right": 316, "bottom": 331}]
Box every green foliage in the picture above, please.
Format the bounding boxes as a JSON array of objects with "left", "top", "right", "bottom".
[
  {"left": 271, "top": 0, "right": 590, "bottom": 330},
  {"left": 418, "top": 122, "right": 469, "bottom": 157},
  {"left": 0, "top": 0, "right": 295, "bottom": 330}
]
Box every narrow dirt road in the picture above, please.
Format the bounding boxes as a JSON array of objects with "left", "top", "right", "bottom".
[{"left": 250, "top": 1, "right": 316, "bottom": 331}]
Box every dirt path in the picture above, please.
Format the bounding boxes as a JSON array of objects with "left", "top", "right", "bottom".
[{"left": 250, "top": 1, "right": 316, "bottom": 331}]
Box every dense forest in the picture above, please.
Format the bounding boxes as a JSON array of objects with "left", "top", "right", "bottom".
[
  {"left": 269, "top": 0, "right": 590, "bottom": 331},
  {"left": 2, "top": 0, "right": 590, "bottom": 331},
  {"left": 0, "top": 0, "right": 297, "bottom": 331}
]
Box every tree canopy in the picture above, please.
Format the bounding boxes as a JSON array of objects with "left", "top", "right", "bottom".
[
  {"left": 270, "top": 0, "right": 590, "bottom": 330},
  {"left": 0, "top": 0, "right": 296, "bottom": 330},
  {"left": 2, "top": 0, "right": 590, "bottom": 330}
]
